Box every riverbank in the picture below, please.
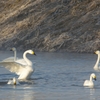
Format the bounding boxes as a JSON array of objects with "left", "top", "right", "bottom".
[{"left": 0, "top": 0, "right": 100, "bottom": 52}]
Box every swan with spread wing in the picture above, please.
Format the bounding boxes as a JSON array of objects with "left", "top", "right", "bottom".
[{"left": 0, "top": 50, "right": 36, "bottom": 80}]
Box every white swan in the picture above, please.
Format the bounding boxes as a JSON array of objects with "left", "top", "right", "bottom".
[
  {"left": 7, "top": 77, "right": 19, "bottom": 85},
  {"left": 0, "top": 50, "right": 36, "bottom": 80},
  {"left": 94, "top": 50, "right": 100, "bottom": 71},
  {"left": 10, "top": 47, "right": 17, "bottom": 61},
  {"left": 3, "top": 47, "right": 17, "bottom": 62},
  {"left": 83, "top": 73, "right": 96, "bottom": 87}
]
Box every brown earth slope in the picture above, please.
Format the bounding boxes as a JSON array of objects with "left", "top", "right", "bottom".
[{"left": 0, "top": 0, "right": 100, "bottom": 52}]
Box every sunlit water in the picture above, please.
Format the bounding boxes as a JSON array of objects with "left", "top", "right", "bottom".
[{"left": 0, "top": 51, "right": 100, "bottom": 100}]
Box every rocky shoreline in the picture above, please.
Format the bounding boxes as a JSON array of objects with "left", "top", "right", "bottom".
[{"left": 0, "top": 0, "right": 100, "bottom": 52}]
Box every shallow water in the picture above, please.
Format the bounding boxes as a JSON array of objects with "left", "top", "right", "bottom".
[{"left": 0, "top": 51, "right": 100, "bottom": 100}]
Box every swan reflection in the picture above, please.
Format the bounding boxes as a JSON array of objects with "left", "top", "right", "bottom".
[{"left": 89, "top": 88, "right": 96, "bottom": 100}]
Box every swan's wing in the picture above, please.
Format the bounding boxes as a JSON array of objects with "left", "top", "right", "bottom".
[
  {"left": 83, "top": 80, "right": 90, "bottom": 86},
  {"left": 15, "top": 58, "right": 27, "bottom": 66},
  {"left": 2, "top": 57, "right": 15, "bottom": 62},
  {"left": 2, "top": 57, "right": 19, "bottom": 62},
  {"left": 7, "top": 79, "right": 13, "bottom": 84},
  {"left": 0, "top": 61, "right": 26, "bottom": 75}
]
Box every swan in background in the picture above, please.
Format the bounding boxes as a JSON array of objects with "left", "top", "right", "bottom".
[
  {"left": 0, "top": 50, "right": 36, "bottom": 80},
  {"left": 2, "top": 47, "right": 17, "bottom": 62},
  {"left": 83, "top": 73, "right": 96, "bottom": 87},
  {"left": 10, "top": 47, "right": 17, "bottom": 61},
  {"left": 7, "top": 77, "right": 19, "bottom": 85},
  {"left": 94, "top": 50, "right": 100, "bottom": 71}
]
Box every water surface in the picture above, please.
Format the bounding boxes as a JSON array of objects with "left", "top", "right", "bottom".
[{"left": 0, "top": 51, "right": 100, "bottom": 100}]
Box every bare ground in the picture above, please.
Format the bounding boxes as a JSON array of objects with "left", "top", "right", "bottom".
[{"left": 0, "top": 0, "right": 100, "bottom": 52}]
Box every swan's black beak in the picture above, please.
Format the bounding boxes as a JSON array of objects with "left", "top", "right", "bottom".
[
  {"left": 94, "top": 77, "right": 96, "bottom": 81},
  {"left": 10, "top": 48, "right": 13, "bottom": 51},
  {"left": 34, "top": 53, "right": 36, "bottom": 56},
  {"left": 94, "top": 51, "right": 96, "bottom": 54},
  {"left": 32, "top": 51, "right": 36, "bottom": 55}
]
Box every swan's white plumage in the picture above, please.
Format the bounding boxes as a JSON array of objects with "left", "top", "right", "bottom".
[
  {"left": 94, "top": 50, "right": 100, "bottom": 71},
  {"left": 7, "top": 77, "right": 19, "bottom": 85},
  {"left": 15, "top": 59, "right": 27, "bottom": 66},
  {"left": 0, "top": 50, "right": 36, "bottom": 80},
  {"left": 83, "top": 73, "right": 96, "bottom": 87}
]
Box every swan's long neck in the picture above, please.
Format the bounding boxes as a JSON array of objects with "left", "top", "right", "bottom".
[
  {"left": 90, "top": 75, "right": 93, "bottom": 81},
  {"left": 14, "top": 50, "right": 17, "bottom": 61},
  {"left": 94, "top": 54, "right": 100, "bottom": 70},
  {"left": 23, "top": 51, "right": 32, "bottom": 66}
]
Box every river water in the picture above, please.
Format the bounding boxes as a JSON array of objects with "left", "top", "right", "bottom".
[{"left": 0, "top": 51, "right": 100, "bottom": 100}]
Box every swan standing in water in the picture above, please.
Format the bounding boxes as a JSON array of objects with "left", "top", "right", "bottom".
[
  {"left": 2, "top": 47, "right": 17, "bottom": 62},
  {"left": 0, "top": 50, "right": 36, "bottom": 80},
  {"left": 7, "top": 77, "right": 19, "bottom": 85},
  {"left": 83, "top": 73, "right": 96, "bottom": 87},
  {"left": 94, "top": 50, "right": 100, "bottom": 71}
]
